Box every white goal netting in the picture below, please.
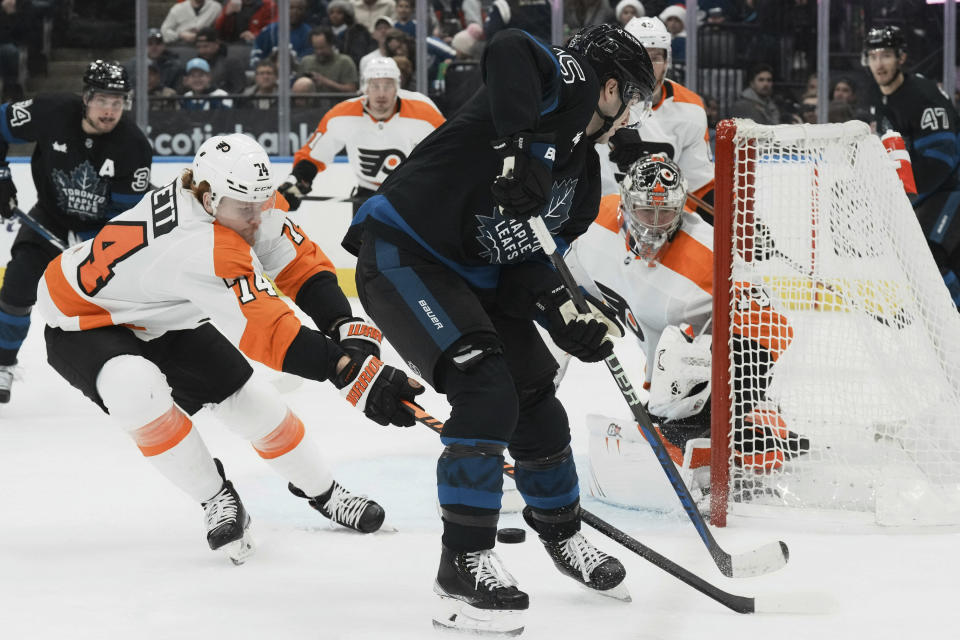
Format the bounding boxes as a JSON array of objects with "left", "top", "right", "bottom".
[{"left": 712, "top": 119, "right": 960, "bottom": 526}]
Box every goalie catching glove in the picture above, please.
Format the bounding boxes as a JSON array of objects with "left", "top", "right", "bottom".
[
  {"left": 537, "top": 285, "right": 623, "bottom": 363},
  {"left": 648, "top": 324, "right": 711, "bottom": 421},
  {"left": 277, "top": 160, "right": 318, "bottom": 211},
  {"left": 334, "top": 355, "right": 424, "bottom": 427}
]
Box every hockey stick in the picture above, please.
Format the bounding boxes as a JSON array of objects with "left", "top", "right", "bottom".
[
  {"left": 12, "top": 207, "right": 66, "bottom": 250},
  {"left": 526, "top": 214, "right": 789, "bottom": 579},
  {"left": 403, "top": 401, "right": 790, "bottom": 614}
]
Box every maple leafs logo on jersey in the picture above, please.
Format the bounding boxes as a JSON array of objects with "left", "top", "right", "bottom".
[
  {"left": 52, "top": 161, "right": 109, "bottom": 220},
  {"left": 358, "top": 147, "right": 406, "bottom": 180},
  {"left": 475, "top": 178, "right": 579, "bottom": 264}
]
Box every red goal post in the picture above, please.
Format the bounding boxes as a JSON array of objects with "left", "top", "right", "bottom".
[{"left": 710, "top": 118, "right": 960, "bottom": 527}]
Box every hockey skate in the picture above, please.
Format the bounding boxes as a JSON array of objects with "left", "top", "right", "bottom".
[
  {"left": 523, "top": 507, "right": 630, "bottom": 601},
  {"left": 433, "top": 545, "right": 529, "bottom": 636},
  {"left": 289, "top": 481, "right": 385, "bottom": 533},
  {"left": 202, "top": 459, "right": 255, "bottom": 565},
  {"left": 0, "top": 364, "right": 15, "bottom": 403}
]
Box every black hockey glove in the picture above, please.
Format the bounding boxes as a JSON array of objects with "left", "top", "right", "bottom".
[
  {"left": 607, "top": 128, "right": 646, "bottom": 173},
  {"left": 277, "top": 160, "right": 318, "bottom": 211},
  {"left": 334, "top": 355, "right": 424, "bottom": 427},
  {"left": 537, "top": 285, "right": 624, "bottom": 363},
  {"left": 331, "top": 316, "right": 382, "bottom": 361},
  {"left": 0, "top": 164, "right": 17, "bottom": 220},
  {"left": 490, "top": 132, "right": 555, "bottom": 220}
]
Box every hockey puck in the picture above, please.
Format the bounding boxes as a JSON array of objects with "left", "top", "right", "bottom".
[{"left": 496, "top": 527, "right": 526, "bottom": 544}]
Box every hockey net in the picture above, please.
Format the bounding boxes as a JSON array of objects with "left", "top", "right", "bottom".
[{"left": 710, "top": 119, "right": 960, "bottom": 527}]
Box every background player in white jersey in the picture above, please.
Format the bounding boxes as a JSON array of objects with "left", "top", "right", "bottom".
[
  {"left": 278, "top": 57, "right": 444, "bottom": 216},
  {"left": 36, "top": 134, "right": 423, "bottom": 563},
  {"left": 561, "top": 156, "right": 808, "bottom": 510},
  {"left": 0, "top": 60, "right": 153, "bottom": 403},
  {"left": 597, "top": 17, "right": 715, "bottom": 219}
]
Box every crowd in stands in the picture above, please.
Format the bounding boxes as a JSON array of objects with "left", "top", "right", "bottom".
[{"left": 2, "top": 1, "right": 956, "bottom": 127}]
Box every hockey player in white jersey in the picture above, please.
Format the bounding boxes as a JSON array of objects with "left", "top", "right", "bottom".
[
  {"left": 36, "top": 134, "right": 423, "bottom": 563},
  {"left": 597, "top": 17, "right": 715, "bottom": 218},
  {"left": 279, "top": 57, "right": 445, "bottom": 216},
  {"left": 561, "top": 155, "right": 808, "bottom": 510}
]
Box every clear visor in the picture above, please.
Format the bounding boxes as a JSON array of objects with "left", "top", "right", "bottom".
[
  {"left": 621, "top": 201, "right": 682, "bottom": 261},
  {"left": 620, "top": 80, "right": 653, "bottom": 128},
  {"left": 215, "top": 192, "right": 276, "bottom": 225},
  {"left": 86, "top": 90, "right": 131, "bottom": 111}
]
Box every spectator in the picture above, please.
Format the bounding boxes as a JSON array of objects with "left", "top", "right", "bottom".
[
  {"left": 462, "top": 0, "right": 483, "bottom": 27},
  {"left": 215, "top": 0, "right": 276, "bottom": 43},
  {"left": 251, "top": 0, "right": 313, "bottom": 67},
  {"left": 291, "top": 74, "right": 318, "bottom": 107},
  {"left": 658, "top": 4, "right": 685, "bottom": 63},
  {"left": 394, "top": 0, "right": 417, "bottom": 37},
  {"left": 615, "top": 0, "right": 645, "bottom": 26},
  {"left": 831, "top": 76, "right": 869, "bottom": 122},
  {"left": 729, "top": 63, "right": 779, "bottom": 125},
  {"left": 161, "top": 0, "right": 223, "bottom": 44},
  {"left": 194, "top": 27, "right": 248, "bottom": 94},
  {"left": 564, "top": 0, "right": 614, "bottom": 31},
  {"left": 359, "top": 16, "right": 393, "bottom": 79},
  {"left": 125, "top": 29, "right": 183, "bottom": 92},
  {"left": 0, "top": 0, "right": 32, "bottom": 101},
  {"left": 180, "top": 57, "right": 233, "bottom": 109},
  {"left": 241, "top": 59, "right": 278, "bottom": 108},
  {"left": 799, "top": 92, "right": 817, "bottom": 124},
  {"left": 352, "top": 0, "right": 396, "bottom": 32},
  {"left": 450, "top": 25, "right": 482, "bottom": 60},
  {"left": 393, "top": 54, "right": 414, "bottom": 90},
  {"left": 384, "top": 27, "right": 414, "bottom": 61},
  {"left": 484, "top": 0, "right": 550, "bottom": 43},
  {"left": 828, "top": 99, "right": 854, "bottom": 124},
  {"left": 298, "top": 26, "right": 359, "bottom": 94},
  {"left": 148, "top": 62, "right": 179, "bottom": 111}
]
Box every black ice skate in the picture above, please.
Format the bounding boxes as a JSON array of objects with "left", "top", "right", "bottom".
[
  {"left": 201, "top": 458, "right": 254, "bottom": 565},
  {"left": 433, "top": 545, "right": 529, "bottom": 636},
  {"left": 289, "top": 480, "right": 385, "bottom": 533},
  {"left": 523, "top": 507, "right": 630, "bottom": 601}
]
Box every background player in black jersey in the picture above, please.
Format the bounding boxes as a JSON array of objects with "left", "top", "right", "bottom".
[
  {"left": 865, "top": 26, "right": 960, "bottom": 307},
  {"left": 0, "top": 60, "right": 153, "bottom": 402},
  {"left": 345, "top": 25, "right": 655, "bottom": 635}
]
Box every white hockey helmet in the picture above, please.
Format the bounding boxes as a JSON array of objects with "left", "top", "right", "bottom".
[
  {"left": 625, "top": 16, "right": 672, "bottom": 52},
  {"left": 619, "top": 154, "right": 687, "bottom": 261},
  {"left": 192, "top": 133, "right": 275, "bottom": 211},
  {"left": 362, "top": 57, "right": 401, "bottom": 92}
]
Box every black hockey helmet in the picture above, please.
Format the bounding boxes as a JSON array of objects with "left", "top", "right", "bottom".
[
  {"left": 861, "top": 25, "right": 906, "bottom": 65},
  {"left": 567, "top": 23, "right": 656, "bottom": 113},
  {"left": 83, "top": 60, "right": 131, "bottom": 96}
]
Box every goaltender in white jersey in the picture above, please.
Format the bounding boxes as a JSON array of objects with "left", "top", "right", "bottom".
[
  {"left": 563, "top": 156, "right": 808, "bottom": 511},
  {"left": 597, "top": 17, "right": 714, "bottom": 212},
  {"left": 37, "top": 134, "right": 422, "bottom": 563},
  {"left": 280, "top": 57, "right": 445, "bottom": 215}
]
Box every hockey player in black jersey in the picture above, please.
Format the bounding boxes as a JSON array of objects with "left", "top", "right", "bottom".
[
  {"left": 0, "top": 60, "right": 153, "bottom": 402},
  {"left": 345, "top": 25, "right": 655, "bottom": 635},
  {"left": 865, "top": 25, "right": 960, "bottom": 307}
]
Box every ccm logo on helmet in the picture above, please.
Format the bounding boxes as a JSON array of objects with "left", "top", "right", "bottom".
[{"left": 345, "top": 357, "right": 384, "bottom": 407}]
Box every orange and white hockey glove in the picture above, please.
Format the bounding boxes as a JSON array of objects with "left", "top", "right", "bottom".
[{"left": 334, "top": 355, "right": 423, "bottom": 427}]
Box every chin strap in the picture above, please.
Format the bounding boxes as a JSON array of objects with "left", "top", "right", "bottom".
[{"left": 588, "top": 101, "right": 629, "bottom": 142}]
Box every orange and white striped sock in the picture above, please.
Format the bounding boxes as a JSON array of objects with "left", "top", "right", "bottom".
[
  {"left": 130, "top": 405, "right": 223, "bottom": 503},
  {"left": 252, "top": 409, "right": 333, "bottom": 497}
]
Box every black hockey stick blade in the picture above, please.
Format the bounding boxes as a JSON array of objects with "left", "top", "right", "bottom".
[
  {"left": 402, "top": 401, "right": 769, "bottom": 614},
  {"left": 526, "top": 216, "right": 789, "bottom": 579}
]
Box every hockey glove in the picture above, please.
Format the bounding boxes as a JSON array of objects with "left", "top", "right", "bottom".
[
  {"left": 334, "top": 355, "right": 424, "bottom": 427},
  {"left": 490, "top": 132, "right": 555, "bottom": 220},
  {"left": 331, "top": 316, "right": 383, "bottom": 361},
  {"left": 537, "top": 285, "right": 623, "bottom": 363},
  {"left": 648, "top": 324, "right": 712, "bottom": 421},
  {"left": 277, "top": 160, "right": 318, "bottom": 211},
  {"left": 0, "top": 164, "right": 17, "bottom": 220},
  {"left": 607, "top": 128, "right": 646, "bottom": 173}
]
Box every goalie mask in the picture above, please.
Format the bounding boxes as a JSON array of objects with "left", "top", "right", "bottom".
[{"left": 619, "top": 155, "right": 687, "bottom": 261}]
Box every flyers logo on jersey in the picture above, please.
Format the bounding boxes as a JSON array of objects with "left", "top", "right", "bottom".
[{"left": 358, "top": 147, "right": 406, "bottom": 178}]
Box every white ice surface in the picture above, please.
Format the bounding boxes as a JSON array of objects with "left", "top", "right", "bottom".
[{"left": 0, "top": 306, "right": 957, "bottom": 640}]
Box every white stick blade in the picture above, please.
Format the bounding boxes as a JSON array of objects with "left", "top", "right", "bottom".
[{"left": 730, "top": 540, "right": 789, "bottom": 578}]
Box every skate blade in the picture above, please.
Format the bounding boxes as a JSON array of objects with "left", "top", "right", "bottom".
[
  {"left": 587, "top": 580, "right": 631, "bottom": 602},
  {"left": 221, "top": 531, "right": 256, "bottom": 566},
  {"left": 432, "top": 592, "right": 525, "bottom": 636}
]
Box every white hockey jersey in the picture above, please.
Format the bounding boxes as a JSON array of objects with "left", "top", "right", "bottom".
[
  {"left": 597, "top": 79, "right": 714, "bottom": 202},
  {"left": 293, "top": 90, "right": 445, "bottom": 191},
  {"left": 569, "top": 193, "right": 714, "bottom": 384},
  {"left": 37, "top": 181, "right": 338, "bottom": 371}
]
